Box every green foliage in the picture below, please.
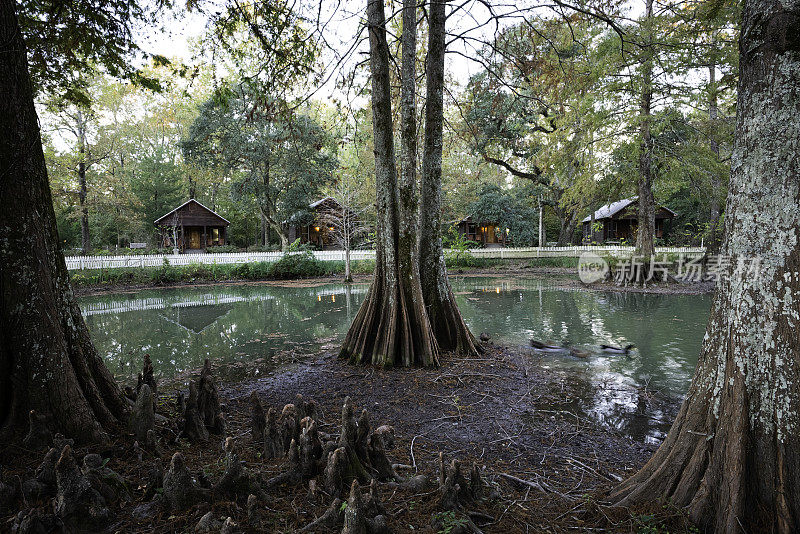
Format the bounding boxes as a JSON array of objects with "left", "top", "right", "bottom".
[
  {"left": 128, "top": 149, "right": 186, "bottom": 241},
  {"left": 182, "top": 83, "right": 336, "bottom": 246},
  {"left": 433, "top": 511, "right": 468, "bottom": 534},
  {"left": 17, "top": 0, "right": 167, "bottom": 105},
  {"left": 468, "top": 184, "right": 539, "bottom": 246}
]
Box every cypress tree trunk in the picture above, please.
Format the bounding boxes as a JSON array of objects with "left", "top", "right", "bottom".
[
  {"left": 707, "top": 60, "right": 723, "bottom": 252},
  {"left": 0, "top": 0, "right": 128, "bottom": 444},
  {"left": 418, "top": 0, "right": 480, "bottom": 356},
  {"left": 610, "top": 1, "right": 800, "bottom": 530},
  {"left": 339, "top": 0, "right": 438, "bottom": 367},
  {"left": 77, "top": 108, "right": 91, "bottom": 254},
  {"left": 635, "top": 0, "right": 656, "bottom": 258}
]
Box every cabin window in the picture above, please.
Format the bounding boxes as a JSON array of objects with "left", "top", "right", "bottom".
[{"left": 212, "top": 228, "right": 220, "bottom": 244}]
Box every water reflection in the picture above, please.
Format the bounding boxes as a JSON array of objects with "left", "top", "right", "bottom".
[
  {"left": 80, "top": 277, "right": 710, "bottom": 443},
  {"left": 452, "top": 277, "right": 711, "bottom": 442}
]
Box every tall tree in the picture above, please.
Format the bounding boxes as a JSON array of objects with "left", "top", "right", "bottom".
[
  {"left": 182, "top": 85, "right": 335, "bottom": 250},
  {"left": 418, "top": 0, "right": 481, "bottom": 355},
  {"left": 610, "top": 0, "right": 800, "bottom": 530},
  {"left": 339, "top": 0, "right": 438, "bottom": 367},
  {"left": 0, "top": 0, "right": 128, "bottom": 443},
  {"left": 635, "top": 0, "right": 656, "bottom": 258}
]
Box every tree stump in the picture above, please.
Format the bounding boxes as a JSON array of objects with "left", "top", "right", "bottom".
[
  {"left": 437, "top": 453, "right": 486, "bottom": 511},
  {"left": 214, "top": 437, "right": 262, "bottom": 500},
  {"left": 263, "top": 407, "right": 282, "bottom": 460},
  {"left": 137, "top": 353, "right": 157, "bottom": 397},
  {"left": 21, "top": 447, "right": 58, "bottom": 500},
  {"left": 340, "top": 480, "right": 390, "bottom": 534}
]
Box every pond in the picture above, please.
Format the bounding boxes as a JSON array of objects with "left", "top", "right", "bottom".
[{"left": 80, "top": 276, "right": 711, "bottom": 443}]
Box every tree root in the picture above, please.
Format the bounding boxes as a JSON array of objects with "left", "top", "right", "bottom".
[
  {"left": 196, "top": 359, "right": 225, "bottom": 435},
  {"left": 130, "top": 383, "right": 155, "bottom": 442},
  {"left": 162, "top": 452, "right": 209, "bottom": 511},
  {"left": 53, "top": 445, "right": 114, "bottom": 530},
  {"left": 136, "top": 353, "right": 157, "bottom": 397},
  {"left": 22, "top": 411, "right": 52, "bottom": 451},
  {"left": 341, "top": 480, "right": 390, "bottom": 534}
]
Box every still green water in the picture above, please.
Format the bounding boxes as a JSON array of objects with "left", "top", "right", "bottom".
[{"left": 79, "top": 276, "right": 711, "bottom": 442}]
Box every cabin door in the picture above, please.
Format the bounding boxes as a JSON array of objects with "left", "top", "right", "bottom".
[{"left": 189, "top": 229, "right": 201, "bottom": 249}]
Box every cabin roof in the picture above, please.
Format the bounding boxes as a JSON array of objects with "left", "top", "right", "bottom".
[
  {"left": 154, "top": 199, "right": 231, "bottom": 226},
  {"left": 309, "top": 196, "right": 339, "bottom": 209},
  {"left": 581, "top": 197, "right": 676, "bottom": 223}
]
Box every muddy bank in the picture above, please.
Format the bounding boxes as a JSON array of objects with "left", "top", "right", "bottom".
[
  {"left": 0, "top": 346, "right": 695, "bottom": 533},
  {"left": 74, "top": 263, "right": 714, "bottom": 298}
]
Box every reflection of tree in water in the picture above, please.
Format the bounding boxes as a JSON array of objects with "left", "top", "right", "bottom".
[
  {"left": 81, "top": 277, "right": 708, "bottom": 443},
  {"left": 82, "top": 284, "right": 368, "bottom": 383}
]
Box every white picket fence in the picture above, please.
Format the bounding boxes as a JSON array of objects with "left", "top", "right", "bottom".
[
  {"left": 466, "top": 245, "right": 706, "bottom": 259},
  {"left": 64, "top": 246, "right": 705, "bottom": 271}
]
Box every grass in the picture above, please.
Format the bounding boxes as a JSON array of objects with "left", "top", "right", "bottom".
[
  {"left": 70, "top": 255, "right": 377, "bottom": 288},
  {"left": 69, "top": 252, "right": 548, "bottom": 289}
]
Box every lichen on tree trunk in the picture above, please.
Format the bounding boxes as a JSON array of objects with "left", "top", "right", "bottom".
[
  {"left": 338, "top": 0, "right": 438, "bottom": 367},
  {"left": 610, "top": 1, "right": 800, "bottom": 531},
  {"left": 0, "top": 1, "right": 128, "bottom": 444},
  {"left": 418, "top": 0, "right": 481, "bottom": 356}
]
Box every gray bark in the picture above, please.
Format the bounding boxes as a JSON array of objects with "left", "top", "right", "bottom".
[
  {"left": 77, "top": 108, "right": 90, "bottom": 254},
  {"left": 635, "top": 0, "right": 656, "bottom": 258},
  {"left": 610, "top": 1, "right": 800, "bottom": 531},
  {"left": 418, "top": 0, "right": 480, "bottom": 355},
  {"left": 707, "top": 60, "right": 723, "bottom": 252},
  {"left": 339, "top": 0, "right": 438, "bottom": 367},
  {"left": 0, "top": 0, "right": 128, "bottom": 443}
]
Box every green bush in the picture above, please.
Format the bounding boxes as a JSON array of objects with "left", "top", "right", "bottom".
[
  {"left": 445, "top": 254, "right": 501, "bottom": 269},
  {"left": 269, "top": 251, "right": 327, "bottom": 279}
]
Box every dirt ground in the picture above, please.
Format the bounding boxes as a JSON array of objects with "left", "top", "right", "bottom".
[{"left": 1, "top": 344, "right": 699, "bottom": 533}]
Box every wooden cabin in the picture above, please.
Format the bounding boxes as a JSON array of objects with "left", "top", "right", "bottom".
[
  {"left": 287, "top": 197, "right": 359, "bottom": 250},
  {"left": 582, "top": 198, "right": 675, "bottom": 244},
  {"left": 154, "top": 199, "right": 230, "bottom": 252},
  {"left": 456, "top": 216, "right": 507, "bottom": 247}
]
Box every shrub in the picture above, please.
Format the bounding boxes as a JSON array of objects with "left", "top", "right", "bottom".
[{"left": 269, "top": 251, "right": 327, "bottom": 279}]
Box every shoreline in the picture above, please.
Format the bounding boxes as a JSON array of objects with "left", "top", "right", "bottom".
[
  {"left": 2, "top": 344, "right": 690, "bottom": 532},
  {"left": 74, "top": 264, "right": 715, "bottom": 297}
]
